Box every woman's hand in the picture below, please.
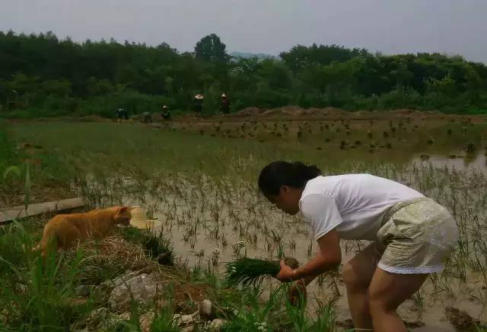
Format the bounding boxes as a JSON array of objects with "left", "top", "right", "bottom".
[{"left": 276, "top": 260, "right": 296, "bottom": 282}]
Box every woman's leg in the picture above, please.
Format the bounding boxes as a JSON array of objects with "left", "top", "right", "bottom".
[
  {"left": 368, "top": 268, "right": 427, "bottom": 332},
  {"left": 342, "top": 243, "right": 380, "bottom": 329}
]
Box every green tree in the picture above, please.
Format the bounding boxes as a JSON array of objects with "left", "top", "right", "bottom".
[{"left": 194, "top": 34, "right": 228, "bottom": 63}]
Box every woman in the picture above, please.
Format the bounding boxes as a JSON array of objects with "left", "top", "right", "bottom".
[{"left": 258, "top": 161, "right": 458, "bottom": 332}]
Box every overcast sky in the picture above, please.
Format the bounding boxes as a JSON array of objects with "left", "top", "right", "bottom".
[{"left": 1, "top": 0, "right": 486, "bottom": 63}]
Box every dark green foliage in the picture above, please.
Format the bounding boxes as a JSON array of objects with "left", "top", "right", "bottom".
[
  {"left": 150, "top": 306, "right": 180, "bottom": 332},
  {"left": 280, "top": 43, "right": 368, "bottom": 72},
  {"left": 194, "top": 34, "right": 228, "bottom": 63},
  {"left": 1, "top": 30, "right": 487, "bottom": 117},
  {"left": 0, "top": 123, "right": 17, "bottom": 171}
]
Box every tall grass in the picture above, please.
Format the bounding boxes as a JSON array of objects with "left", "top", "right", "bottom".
[{"left": 0, "top": 221, "right": 93, "bottom": 331}]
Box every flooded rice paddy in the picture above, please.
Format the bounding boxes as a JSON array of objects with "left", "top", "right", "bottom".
[{"left": 10, "top": 115, "right": 487, "bottom": 331}]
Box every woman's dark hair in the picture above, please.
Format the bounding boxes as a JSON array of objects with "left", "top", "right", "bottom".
[{"left": 258, "top": 161, "right": 322, "bottom": 197}]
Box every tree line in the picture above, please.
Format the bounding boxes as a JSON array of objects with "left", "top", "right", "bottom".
[{"left": 0, "top": 30, "right": 486, "bottom": 117}]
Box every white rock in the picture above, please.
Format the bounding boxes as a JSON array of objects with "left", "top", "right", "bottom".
[
  {"left": 108, "top": 272, "right": 163, "bottom": 312},
  {"left": 108, "top": 271, "right": 140, "bottom": 287},
  {"left": 180, "top": 314, "right": 194, "bottom": 326},
  {"left": 199, "top": 299, "right": 213, "bottom": 318},
  {"left": 118, "top": 312, "right": 131, "bottom": 320},
  {"left": 209, "top": 318, "right": 227, "bottom": 331}
]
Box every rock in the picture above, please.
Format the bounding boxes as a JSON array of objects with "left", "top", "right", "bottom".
[
  {"left": 199, "top": 299, "right": 213, "bottom": 319},
  {"left": 139, "top": 311, "right": 155, "bottom": 332},
  {"left": 173, "top": 313, "right": 197, "bottom": 327},
  {"left": 108, "top": 270, "right": 141, "bottom": 288},
  {"left": 108, "top": 272, "right": 163, "bottom": 312},
  {"left": 181, "top": 326, "right": 195, "bottom": 332},
  {"left": 181, "top": 314, "right": 195, "bottom": 325},
  {"left": 209, "top": 318, "right": 227, "bottom": 331},
  {"left": 118, "top": 312, "right": 131, "bottom": 320}
]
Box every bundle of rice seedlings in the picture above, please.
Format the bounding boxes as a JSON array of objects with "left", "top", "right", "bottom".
[{"left": 226, "top": 257, "right": 299, "bottom": 286}]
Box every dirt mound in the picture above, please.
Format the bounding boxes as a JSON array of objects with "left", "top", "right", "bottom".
[
  {"left": 260, "top": 106, "right": 353, "bottom": 118},
  {"left": 389, "top": 109, "right": 417, "bottom": 116},
  {"left": 233, "top": 106, "right": 352, "bottom": 119},
  {"left": 233, "top": 107, "right": 265, "bottom": 117},
  {"left": 262, "top": 105, "right": 303, "bottom": 116},
  {"left": 304, "top": 107, "right": 350, "bottom": 117},
  {"left": 222, "top": 105, "right": 472, "bottom": 122}
]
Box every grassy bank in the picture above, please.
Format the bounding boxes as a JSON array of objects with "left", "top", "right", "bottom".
[{"left": 0, "top": 219, "right": 339, "bottom": 331}]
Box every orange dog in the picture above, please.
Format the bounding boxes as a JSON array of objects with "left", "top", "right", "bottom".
[{"left": 35, "top": 206, "right": 131, "bottom": 256}]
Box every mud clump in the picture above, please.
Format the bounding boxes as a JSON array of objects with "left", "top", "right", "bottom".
[{"left": 445, "top": 306, "right": 481, "bottom": 331}]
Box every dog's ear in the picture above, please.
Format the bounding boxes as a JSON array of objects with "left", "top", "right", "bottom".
[
  {"left": 117, "top": 206, "right": 131, "bottom": 218},
  {"left": 116, "top": 206, "right": 131, "bottom": 225}
]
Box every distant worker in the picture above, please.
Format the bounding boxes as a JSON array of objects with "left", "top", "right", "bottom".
[
  {"left": 116, "top": 107, "right": 128, "bottom": 121},
  {"left": 193, "top": 94, "right": 204, "bottom": 114},
  {"left": 161, "top": 105, "right": 171, "bottom": 120},
  {"left": 221, "top": 93, "right": 230, "bottom": 114},
  {"left": 142, "top": 112, "right": 152, "bottom": 123}
]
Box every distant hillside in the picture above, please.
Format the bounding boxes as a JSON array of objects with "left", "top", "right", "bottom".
[{"left": 230, "top": 51, "right": 276, "bottom": 60}]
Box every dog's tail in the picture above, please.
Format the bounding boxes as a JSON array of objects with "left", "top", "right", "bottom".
[{"left": 34, "top": 227, "right": 58, "bottom": 257}]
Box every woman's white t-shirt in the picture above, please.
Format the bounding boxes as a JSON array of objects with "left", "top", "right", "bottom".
[{"left": 299, "top": 174, "right": 424, "bottom": 241}]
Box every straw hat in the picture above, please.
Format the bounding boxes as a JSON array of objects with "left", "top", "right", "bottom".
[
  {"left": 194, "top": 94, "right": 204, "bottom": 100},
  {"left": 221, "top": 93, "right": 227, "bottom": 98},
  {"left": 129, "top": 206, "right": 159, "bottom": 230}
]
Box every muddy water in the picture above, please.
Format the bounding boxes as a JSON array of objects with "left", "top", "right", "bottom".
[{"left": 116, "top": 162, "right": 486, "bottom": 332}]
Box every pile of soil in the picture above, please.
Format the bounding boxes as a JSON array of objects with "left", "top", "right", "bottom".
[
  {"left": 232, "top": 107, "right": 265, "bottom": 117},
  {"left": 232, "top": 105, "right": 351, "bottom": 119}
]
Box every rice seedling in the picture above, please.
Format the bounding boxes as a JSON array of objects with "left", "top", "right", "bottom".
[{"left": 226, "top": 257, "right": 299, "bottom": 286}]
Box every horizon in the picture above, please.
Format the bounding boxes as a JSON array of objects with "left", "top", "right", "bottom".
[
  {"left": 1, "top": 1, "right": 486, "bottom": 64},
  {"left": 1, "top": 29, "right": 483, "bottom": 64}
]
